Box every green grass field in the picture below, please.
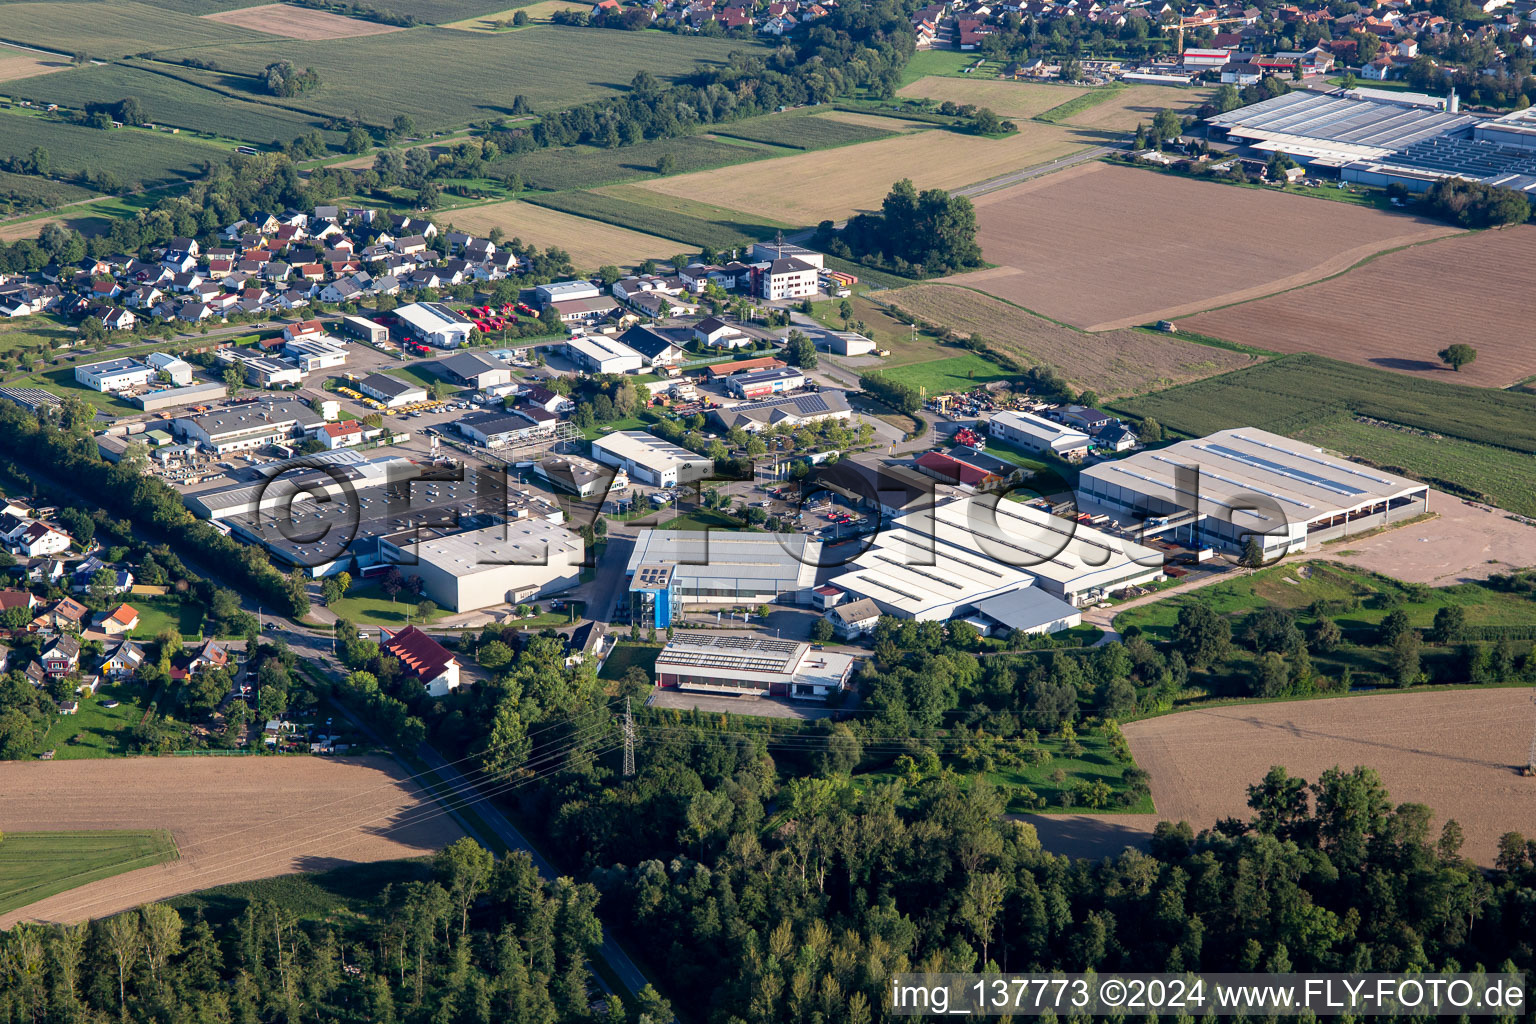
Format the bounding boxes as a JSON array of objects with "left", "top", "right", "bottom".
[
  {"left": 532, "top": 186, "right": 788, "bottom": 250},
  {"left": 711, "top": 109, "right": 900, "bottom": 150},
  {"left": 494, "top": 134, "right": 775, "bottom": 191},
  {"left": 166, "top": 857, "right": 430, "bottom": 926},
  {"left": 0, "top": 1, "right": 271, "bottom": 59},
  {"left": 898, "top": 50, "right": 979, "bottom": 85},
  {"left": 5, "top": 61, "right": 336, "bottom": 146},
  {"left": 1035, "top": 85, "right": 1126, "bottom": 123},
  {"left": 327, "top": 583, "right": 451, "bottom": 627},
  {"left": 149, "top": 26, "right": 765, "bottom": 130},
  {"left": 0, "top": 316, "right": 77, "bottom": 358},
  {"left": 0, "top": 109, "right": 230, "bottom": 189},
  {"left": 598, "top": 641, "right": 660, "bottom": 680},
  {"left": 128, "top": 597, "right": 206, "bottom": 640},
  {"left": 39, "top": 682, "right": 155, "bottom": 759},
  {"left": 0, "top": 830, "right": 178, "bottom": 916},
  {"left": 1111, "top": 354, "right": 1536, "bottom": 516},
  {"left": 870, "top": 353, "right": 1019, "bottom": 394}
]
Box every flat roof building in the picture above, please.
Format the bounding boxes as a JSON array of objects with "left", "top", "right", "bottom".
[
  {"left": 653, "top": 631, "right": 854, "bottom": 701},
  {"left": 591, "top": 430, "right": 713, "bottom": 488},
  {"left": 1078, "top": 427, "right": 1430, "bottom": 558},
  {"left": 536, "top": 280, "right": 602, "bottom": 306},
  {"left": 135, "top": 379, "right": 227, "bottom": 412},
  {"left": 456, "top": 409, "right": 553, "bottom": 447},
  {"left": 174, "top": 398, "right": 325, "bottom": 455},
  {"left": 565, "top": 334, "right": 644, "bottom": 375},
  {"left": 378, "top": 520, "right": 583, "bottom": 612},
  {"left": 146, "top": 352, "right": 193, "bottom": 386},
  {"left": 76, "top": 358, "right": 153, "bottom": 393},
  {"left": 341, "top": 315, "right": 389, "bottom": 344},
  {"left": 394, "top": 301, "right": 474, "bottom": 348},
  {"left": 625, "top": 530, "right": 822, "bottom": 625},
  {"left": 830, "top": 494, "right": 1164, "bottom": 619},
  {"left": 1206, "top": 90, "right": 1475, "bottom": 168},
  {"left": 282, "top": 336, "right": 348, "bottom": 373},
  {"left": 989, "top": 410, "right": 1091, "bottom": 459},
  {"left": 727, "top": 366, "right": 804, "bottom": 399}
]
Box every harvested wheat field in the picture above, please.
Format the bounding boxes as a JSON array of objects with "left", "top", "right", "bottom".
[
  {"left": 638, "top": 124, "right": 1092, "bottom": 224},
  {"left": 443, "top": 200, "right": 688, "bottom": 269},
  {"left": 815, "top": 109, "right": 926, "bottom": 133},
  {"left": 1061, "top": 84, "right": 1217, "bottom": 132},
  {"left": 944, "top": 162, "right": 1462, "bottom": 331},
  {"left": 0, "top": 43, "right": 71, "bottom": 83},
  {"left": 1124, "top": 689, "right": 1536, "bottom": 865},
  {"left": 896, "top": 76, "right": 1091, "bottom": 119},
  {"left": 1183, "top": 225, "right": 1536, "bottom": 387},
  {"left": 202, "top": 3, "right": 406, "bottom": 38},
  {"left": 445, "top": 1, "right": 589, "bottom": 28},
  {"left": 0, "top": 756, "right": 463, "bottom": 926},
  {"left": 882, "top": 283, "right": 1257, "bottom": 397}
]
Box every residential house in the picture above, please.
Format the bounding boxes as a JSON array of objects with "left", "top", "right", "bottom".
[
  {"left": 825, "top": 597, "right": 881, "bottom": 638},
  {"left": 102, "top": 639, "right": 145, "bottom": 678},
  {"left": 382, "top": 625, "right": 462, "bottom": 697},
  {"left": 41, "top": 633, "right": 81, "bottom": 676},
  {"left": 99, "top": 602, "right": 140, "bottom": 636}
]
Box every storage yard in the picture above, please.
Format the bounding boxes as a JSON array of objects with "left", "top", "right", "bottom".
[
  {"left": 1182, "top": 225, "right": 1536, "bottom": 387},
  {"left": 0, "top": 756, "right": 464, "bottom": 927},
  {"left": 945, "top": 162, "right": 1462, "bottom": 331},
  {"left": 881, "top": 283, "right": 1258, "bottom": 397}
]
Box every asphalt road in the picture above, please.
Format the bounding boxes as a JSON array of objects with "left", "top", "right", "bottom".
[{"left": 953, "top": 144, "right": 1120, "bottom": 198}]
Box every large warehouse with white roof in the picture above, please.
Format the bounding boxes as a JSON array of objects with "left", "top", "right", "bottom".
[
  {"left": 829, "top": 495, "right": 1164, "bottom": 620},
  {"left": 1077, "top": 427, "right": 1429, "bottom": 560}
]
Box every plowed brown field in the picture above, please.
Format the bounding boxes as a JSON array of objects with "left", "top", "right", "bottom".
[
  {"left": 1124, "top": 689, "right": 1536, "bottom": 865},
  {"left": 0, "top": 756, "right": 463, "bottom": 926},
  {"left": 202, "top": 3, "right": 405, "bottom": 38},
  {"left": 944, "top": 162, "right": 1462, "bottom": 331},
  {"left": 1183, "top": 225, "right": 1536, "bottom": 387}
]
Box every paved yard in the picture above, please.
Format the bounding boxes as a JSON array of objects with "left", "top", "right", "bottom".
[{"left": 645, "top": 689, "right": 837, "bottom": 719}]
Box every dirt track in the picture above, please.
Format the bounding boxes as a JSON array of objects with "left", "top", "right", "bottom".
[
  {"left": 946, "top": 163, "right": 1462, "bottom": 331},
  {"left": 0, "top": 756, "right": 463, "bottom": 926}
]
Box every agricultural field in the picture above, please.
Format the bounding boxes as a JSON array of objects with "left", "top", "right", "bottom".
[
  {"left": 148, "top": 26, "right": 766, "bottom": 129},
  {"left": 491, "top": 134, "right": 773, "bottom": 191},
  {"left": 0, "top": 110, "right": 232, "bottom": 189},
  {"left": 882, "top": 283, "right": 1258, "bottom": 397},
  {"left": 635, "top": 122, "right": 1094, "bottom": 225},
  {"left": 0, "top": 831, "right": 178, "bottom": 917},
  {"left": 712, "top": 109, "right": 902, "bottom": 150},
  {"left": 445, "top": 1, "right": 590, "bottom": 29},
  {"left": 816, "top": 109, "right": 928, "bottom": 133},
  {"left": 895, "top": 75, "right": 1091, "bottom": 119},
  {"left": 534, "top": 186, "right": 788, "bottom": 251},
  {"left": 945, "top": 162, "right": 1463, "bottom": 331},
  {"left": 0, "top": 1, "right": 273, "bottom": 59},
  {"left": 442, "top": 199, "right": 689, "bottom": 268},
  {"left": 202, "top": 2, "right": 408, "bottom": 37},
  {"left": 0, "top": 756, "right": 464, "bottom": 927},
  {"left": 1122, "top": 688, "right": 1536, "bottom": 865},
  {"left": 1111, "top": 354, "right": 1536, "bottom": 516},
  {"left": 1182, "top": 225, "right": 1536, "bottom": 388},
  {"left": 1050, "top": 83, "right": 1218, "bottom": 131},
  {"left": 5, "top": 61, "right": 335, "bottom": 144},
  {"left": 0, "top": 42, "right": 71, "bottom": 83}
]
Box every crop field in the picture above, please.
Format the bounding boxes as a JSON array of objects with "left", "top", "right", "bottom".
[
  {"left": 1123, "top": 688, "right": 1536, "bottom": 865},
  {"left": 0, "top": 831, "right": 178, "bottom": 917},
  {"left": 0, "top": 171, "right": 95, "bottom": 218},
  {"left": 712, "top": 109, "right": 901, "bottom": 150},
  {"left": 202, "top": 2, "right": 407, "bottom": 37},
  {"left": 0, "top": 2, "right": 273, "bottom": 58},
  {"left": 347, "top": 0, "right": 517, "bottom": 20},
  {"left": 493, "top": 134, "right": 772, "bottom": 191},
  {"left": 442, "top": 199, "right": 689, "bottom": 267},
  {"left": 528, "top": 187, "right": 785, "bottom": 251},
  {"left": 5, "top": 62, "right": 334, "bottom": 144},
  {"left": 1111, "top": 354, "right": 1536, "bottom": 514},
  {"left": 1182, "top": 225, "right": 1536, "bottom": 388},
  {"left": 882, "top": 283, "right": 1258, "bottom": 397},
  {"left": 0, "top": 756, "right": 464, "bottom": 927},
  {"left": 445, "top": 1, "right": 591, "bottom": 28},
  {"left": 0, "top": 42, "right": 70, "bottom": 83},
  {"left": 816, "top": 109, "right": 927, "bottom": 133},
  {"left": 636, "top": 123, "right": 1093, "bottom": 225},
  {"left": 895, "top": 75, "right": 1091, "bottom": 119},
  {"left": 149, "top": 26, "right": 766, "bottom": 129},
  {"left": 1053, "top": 83, "right": 1217, "bottom": 131},
  {"left": 944, "top": 162, "right": 1463, "bottom": 331},
  {"left": 0, "top": 110, "right": 230, "bottom": 188}
]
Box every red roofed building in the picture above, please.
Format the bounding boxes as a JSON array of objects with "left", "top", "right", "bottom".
[
  {"left": 100, "top": 602, "right": 140, "bottom": 636},
  {"left": 319, "top": 420, "right": 364, "bottom": 449},
  {"left": 914, "top": 451, "right": 1001, "bottom": 489},
  {"left": 383, "top": 626, "right": 462, "bottom": 697}
]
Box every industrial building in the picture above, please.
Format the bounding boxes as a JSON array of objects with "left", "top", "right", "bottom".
[
  {"left": 625, "top": 530, "right": 822, "bottom": 626},
  {"left": 989, "top": 410, "right": 1091, "bottom": 459},
  {"left": 972, "top": 588, "right": 1082, "bottom": 637},
  {"left": 535, "top": 280, "right": 602, "bottom": 306},
  {"left": 829, "top": 494, "right": 1164, "bottom": 619},
  {"left": 75, "top": 357, "right": 154, "bottom": 393},
  {"left": 710, "top": 390, "right": 852, "bottom": 433},
  {"left": 146, "top": 352, "right": 193, "bottom": 386},
  {"left": 376, "top": 519, "right": 583, "bottom": 612},
  {"left": 183, "top": 450, "right": 413, "bottom": 519},
  {"left": 218, "top": 350, "right": 303, "bottom": 389},
  {"left": 591, "top": 430, "right": 713, "bottom": 487},
  {"left": 439, "top": 351, "right": 512, "bottom": 389},
  {"left": 341, "top": 315, "right": 389, "bottom": 344},
  {"left": 173, "top": 398, "right": 325, "bottom": 455},
  {"left": 727, "top": 366, "right": 804, "bottom": 399},
  {"left": 393, "top": 302, "right": 474, "bottom": 348},
  {"left": 564, "top": 334, "right": 644, "bottom": 375},
  {"left": 1342, "top": 132, "right": 1536, "bottom": 195},
  {"left": 1206, "top": 90, "right": 1475, "bottom": 169},
  {"left": 282, "top": 336, "right": 349, "bottom": 373},
  {"left": 358, "top": 372, "right": 427, "bottom": 408},
  {"left": 535, "top": 454, "right": 625, "bottom": 498},
  {"left": 652, "top": 631, "right": 854, "bottom": 701},
  {"left": 135, "top": 380, "right": 227, "bottom": 412},
  {"left": 456, "top": 409, "right": 554, "bottom": 447},
  {"left": 1077, "top": 427, "right": 1430, "bottom": 559}
]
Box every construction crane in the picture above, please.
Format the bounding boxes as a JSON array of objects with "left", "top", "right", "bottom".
[{"left": 1161, "top": 16, "right": 1250, "bottom": 58}]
